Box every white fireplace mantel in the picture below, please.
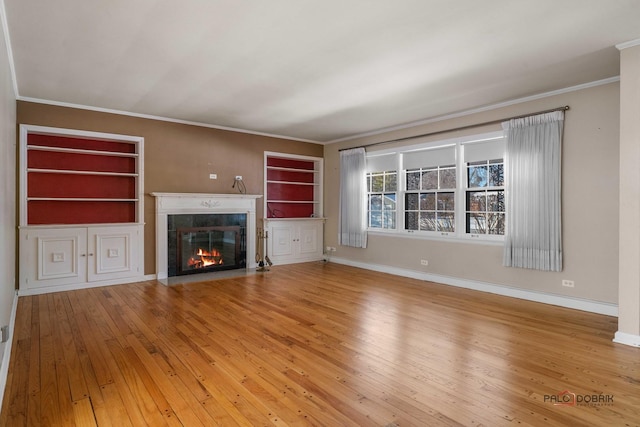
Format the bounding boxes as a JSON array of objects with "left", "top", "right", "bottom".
[{"left": 151, "top": 193, "right": 262, "bottom": 282}]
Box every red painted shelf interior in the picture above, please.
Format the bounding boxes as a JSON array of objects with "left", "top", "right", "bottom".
[
  {"left": 27, "top": 133, "right": 138, "bottom": 225},
  {"left": 266, "top": 202, "right": 315, "bottom": 219},
  {"left": 266, "top": 157, "right": 317, "bottom": 218},
  {"left": 266, "top": 157, "right": 314, "bottom": 170},
  {"left": 267, "top": 168, "right": 314, "bottom": 183},
  {"left": 266, "top": 182, "right": 314, "bottom": 202},
  {"left": 28, "top": 201, "right": 136, "bottom": 225}
]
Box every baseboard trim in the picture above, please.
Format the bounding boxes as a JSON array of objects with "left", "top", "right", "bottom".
[
  {"left": 613, "top": 331, "right": 640, "bottom": 347},
  {"left": 17, "top": 275, "right": 157, "bottom": 296},
  {"left": 0, "top": 290, "right": 19, "bottom": 411},
  {"left": 330, "top": 257, "right": 618, "bottom": 317}
]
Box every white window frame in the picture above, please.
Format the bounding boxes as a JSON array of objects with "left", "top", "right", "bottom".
[{"left": 365, "top": 131, "right": 505, "bottom": 244}]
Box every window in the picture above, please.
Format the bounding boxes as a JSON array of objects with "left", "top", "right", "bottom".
[
  {"left": 366, "top": 170, "right": 397, "bottom": 229},
  {"left": 405, "top": 165, "right": 456, "bottom": 233},
  {"left": 365, "top": 131, "right": 505, "bottom": 242},
  {"left": 465, "top": 159, "right": 505, "bottom": 235}
]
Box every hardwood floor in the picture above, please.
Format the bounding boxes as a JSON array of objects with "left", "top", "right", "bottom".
[{"left": 1, "top": 262, "right": 639, "bottom": 426}]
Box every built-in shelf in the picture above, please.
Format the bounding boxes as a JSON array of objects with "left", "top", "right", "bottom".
[
  {"left": 264, "top": 152, "right": 323, "bottom": 219},
  {"left": 27, "top": 168, "right": 139, "bottom": 177},
  {"left": 18, "top": 125, "right": 146, "bottom": 295},
  {"left": 27, "top": 198, "right": 139, "bottom": 202},
  {"left": 27, "top": 145, "right": 139, "bottom": 157},
  {"left": 21, "top": 125, "right": 143, "bottom": 225}
]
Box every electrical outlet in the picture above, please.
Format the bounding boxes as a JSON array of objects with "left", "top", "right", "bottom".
[
  {"left": 235, "top": 175, "right": 243, "bottom": 180},
  {"left": 562, "top": 280, "right": 575, "bottom": 288},
  {"left": 420, "top": 259, "right": 429, "bottom": 266},
  {"left": 325, "top": 246, "right": 336, "bottom": 252},
  {"left": 1, "top": 325, "right": 8, "bottom": 343},
  {"left": 209, "top": 173, "right": 217, "bottom": 179}
]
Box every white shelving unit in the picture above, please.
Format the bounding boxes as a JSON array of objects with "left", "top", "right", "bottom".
[
  {"left": 18, "top": 125, "right": 145, "bottom": 295},
  {"left": 263, "top": 152, "right": 324, "bottom": 265}
]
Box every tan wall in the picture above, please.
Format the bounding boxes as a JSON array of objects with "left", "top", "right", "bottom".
[
  {"left": 17, "top": 101, "right": 323, "bottom": 275},
  {"left": 324, "top": 82, "right": 620, "bottom": 304}
]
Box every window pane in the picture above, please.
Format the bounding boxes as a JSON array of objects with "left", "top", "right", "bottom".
[
  {"left": 467, "top": 191, "right": 486, "bottom": 211},
  {"left": 370, "top": 194, "right": 382, "bottom": 210},
  {"left": 406, "top": 211, "right": 418, "bottom": 230},
  {"left": 420, "top": 212, "right": 436, "bottom": 231},
  {"left": 369, "top": 211, "right": 381, "bottom": 228},
  {"left": 487, "top": 191, "right": 504, "bottom": 212},
  {"left": 383, "top": 193, "right": 396, "bottom": 210},
  {"left": 385, "top": 173, "right": 397, "bottom": 191},
  {"left": 420, "top": 193, "right": 435, "bottom": 210},
  {"left": 421, "top": 169, "right": 438, "bottom": 190},
  {"left": 467, "top": 213, "right": 486, "bottom": 234},
  {"left": 383, "top": 211, "right": 396, "bottom": 229},
  {"left": 489, "top": 163, "right": 504, "bottom": 187},
  {"left": 468, "top": 165, "right": 487, "bottom": 188},
  {"left": 406, "top": 170, "right": 420, "bottom": 190},
  {"left": 437, "top": 212, "right": 455, "bottom": 232},
  {"left": 439, "top": 168, "right": 456, "bottom": 189},
  {"left": 488, "top": 213, "right": 505, "bottom": 235},
  {"left": 406, "top": 193, "right": 418, "bottom": 210},
  {"left": 437, "top": 192, "right": 455, "bottom": 210},
  {"left": 371, "top": 174, "right": 384, "bottom": 192}
]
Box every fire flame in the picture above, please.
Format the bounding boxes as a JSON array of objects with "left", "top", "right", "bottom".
[{"left": 187, "top": 248, "right": 223, "bottom": 269}]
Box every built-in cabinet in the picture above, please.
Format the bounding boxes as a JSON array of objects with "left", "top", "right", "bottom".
[
  {"left": 18, "top": 125, "right": 145, "bottom": 295},
  {"left": 263, "top": 152, "right": 324, "bottom": 265},
  {"left": 263, "top": 218, "right": 324, "bottom": 264},
  {"left": 19, "top": 225, "right": 142, "bottom": 293}
]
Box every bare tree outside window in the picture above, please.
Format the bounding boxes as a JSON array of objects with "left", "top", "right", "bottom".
[
  {"left": 405, "top": 165, "right": 456, "bottom": 233},
  {"left": 466, "top": 159, "right": 505, "bottom": 235}
]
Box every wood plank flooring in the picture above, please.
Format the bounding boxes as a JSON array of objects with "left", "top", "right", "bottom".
[{"left": 1, "top": 262, "right": 639, "bottom": 426}]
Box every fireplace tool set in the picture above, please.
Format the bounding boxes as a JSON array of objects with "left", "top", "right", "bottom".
[{"left": 256, "top": 228, "right": 273, "bottom": 272}]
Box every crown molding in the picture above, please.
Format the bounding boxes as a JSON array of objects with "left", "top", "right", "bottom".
[
  {"left": 616, "top": 38, "right": 640, "bottom": 50},
  {"left": 16, "top": 96, "right": 322, "bottom": 145}
]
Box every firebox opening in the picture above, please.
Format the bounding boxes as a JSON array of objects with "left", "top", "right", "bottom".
[
  {"left": 177, "top": 226, "right": 241, "bottom": 275},
  {"left": 168, "top": 213, "right": 247, "bottom": 277}
]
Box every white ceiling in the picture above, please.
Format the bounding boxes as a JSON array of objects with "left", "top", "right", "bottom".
[{"left": 4, "top": 1, "right": 640, "bottom": 143}]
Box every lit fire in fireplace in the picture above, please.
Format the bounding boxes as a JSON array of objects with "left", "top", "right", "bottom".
[{"left": 187, "top": 248, "right": 223, "bottom": 269}]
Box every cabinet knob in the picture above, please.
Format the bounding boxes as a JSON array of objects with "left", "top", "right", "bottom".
[
  {"left": 88, "top": 253, "right": 94, "bottom": 256},
  {"left": 80, "top": 254, "right": 86, "bottom": 257}
]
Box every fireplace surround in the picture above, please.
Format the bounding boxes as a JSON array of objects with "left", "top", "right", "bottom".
[{"left": 152, "top": 193, "right": 261, "bottom": 282}]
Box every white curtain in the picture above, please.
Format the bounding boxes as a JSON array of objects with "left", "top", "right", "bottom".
[
  {"left": 502, "top": 111, "right": 564, "bottom": 271},
  {"left": 339, "top": 147, "right": 367, "bottom": 248}
]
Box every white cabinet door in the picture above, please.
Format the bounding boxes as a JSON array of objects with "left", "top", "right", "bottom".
[
  {"left": 88, "top": 225, "right": 140, "bottom": 282},
  {"left": 21, "top": 227, "right": 87, "bottom": 290},
  {"left": 298, "top": 222, "right": 320, "bottom": 256},
  {"left": 270, "top": 224, "right": 294, "bottom": 258}
]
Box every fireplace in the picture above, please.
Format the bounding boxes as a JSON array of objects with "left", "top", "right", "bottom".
[
  {"left": 151, "top": 193, "right": 261, "bottom": 283},
  {"left": 168, "top": 214, "right": 246, "bottom": 276},
  {"left": 177, "top": 226, "right": 242, "bottom": 274}
]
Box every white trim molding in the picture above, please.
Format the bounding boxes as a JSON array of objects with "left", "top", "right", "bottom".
[
  {"left": 17, "top": 96, "right": 321, "bottom": 144},
  {"left": 330, "top": 257, "right": 618, "bottom": 317},
  {"left": 0, "top": 290, "right": 19, "bottom": 411},
  {"left": 616, "top": 38, "right": 640, "bottom": 50},
  {"left": 613, "top": 331, "right": 640, "bottom": 348},
  {"left": 151, "top": 193, "right": 262, "bottom": 283}
]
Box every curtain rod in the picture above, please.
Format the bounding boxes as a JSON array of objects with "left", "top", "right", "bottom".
[{"left": 339, "top": 105, "right": 570, "bottom": 152}]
